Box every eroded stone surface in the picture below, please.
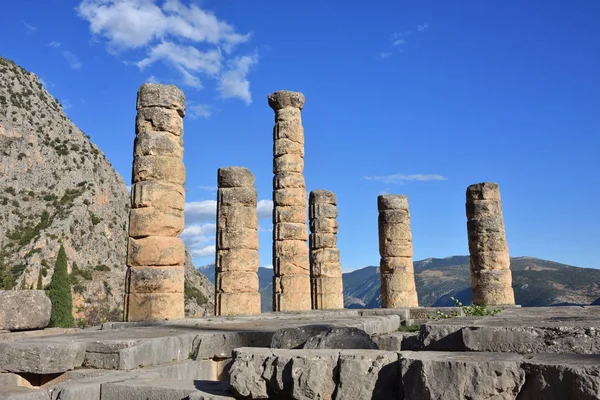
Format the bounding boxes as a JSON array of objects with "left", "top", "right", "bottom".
[{"left": 0, "top": 291, "right": 51, "bottom": 331}]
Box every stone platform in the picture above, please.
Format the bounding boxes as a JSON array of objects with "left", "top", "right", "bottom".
[{"left": 0, "top": 306, "right": 599, "bottom": 399}]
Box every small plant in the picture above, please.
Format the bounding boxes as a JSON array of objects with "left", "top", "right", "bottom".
[
  {"left": 94, "top": 264, "right": 110, "bottom": 272},
  {"left": 436, "top": 297, "right": 502, "bottom": 319},
  {"left": 398, "top": 324, "right": 421, "bottom": 333}
]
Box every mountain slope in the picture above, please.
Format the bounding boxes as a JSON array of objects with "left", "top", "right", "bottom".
[
  {"left": 199, "top": 256, "right": 600, "bottom": 310},
  {"left": 0, "top": 56, "right": 213, "bottom": 324}
]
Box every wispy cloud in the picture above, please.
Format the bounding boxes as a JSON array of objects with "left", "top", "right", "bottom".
[
  {"left": 363, "top": 173, "right": 447, "bottom": 184},
  {"left": 381, "top": 23, "right": 430, "bottom": 59},
  {"left": 189, "top": 104, "right": 213, "bottom": 119},
  {"left": 417, "top": 23, "right": 430, "bottom": 32},
  {"left": 61, "top": 99, "right": 73, "bottom": 110},
  {"left": 380, "top": 52, "right": 391, "bottom": 59},
  {"left": 77, "top": 0, "right": 257, "bottom": 103},
  {"left": 146, "top": 75, "right": 159, "bottom": 83},
  {"left": 48, "top": 42, "right": 82, "bottom": 69},
  {"left": 22, "top": 21, "right": 36, "bottom": 34},
  {"left": 198, "top": 185, "right": 217, "bottom": 192}
]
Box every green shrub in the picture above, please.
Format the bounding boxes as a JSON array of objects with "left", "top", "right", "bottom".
[
  {"left": 436, "top": 297, "right": 502, "bottom": 319},
  {"left": 36, "top": 270, "right": 43, "bottom": 290},
  {"left": 184, "top": 284, "right": 207, "bottom": 306},
  {"left": 94, "top": 264, "right": 110, "bottom": 272},
  {"left": 47, "top": 245, "right": 74, "bottom": 327},
  {"left": 91, "top": 214, "right": 101, "bottom": 225}
]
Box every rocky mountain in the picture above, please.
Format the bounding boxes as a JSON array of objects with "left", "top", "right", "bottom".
[
  {"left": 199, "top": 256, "right": 600, "bottom": 310},
  {"left": 0, "top": 56, "right": 213, "bottom": 325}
]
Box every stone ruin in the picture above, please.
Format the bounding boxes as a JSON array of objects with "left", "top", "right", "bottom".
[{"left": 6, "top": 83, "right": 597, "bottom": 400}]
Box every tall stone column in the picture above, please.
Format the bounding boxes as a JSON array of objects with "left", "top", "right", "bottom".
[
  {"left": 125, "top": 83, "right": 186, "bottom": 322},
  {"left": 269, "top": 90, "right": 311, "bottom": 311},
  {"left": 378, "top": 195, "right": 419, "bottom": 308},
  {"left": 466, "top": 182, "right": 515, "bottom": 305},
  {"left": 309, "top": 190, "right": 343, "bottom": 309},
  {"left": 214, "top": 167, "right": 261, "bottom": 316}
]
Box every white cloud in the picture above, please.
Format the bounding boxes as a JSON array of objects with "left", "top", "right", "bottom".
[
  {"left": 218, "top": 53, "right": 258, "bottom": 104},
  {"left": 49, "top": 41, "right": 62, "bottom": 48},
  {"left": 190, "top": 245, "right": 216, "bottom": 258},
  {"left": 185, "top": 200, "right": 217, "bottom": 224},
  {"left": 257, "top": 199, "right": 273, "bottom": 219},
  {"left": 380, "top": 52, "right": 391, "bottom": 59},
  {"left": 363, "top": 174, "right": 447, "bottom": 184},
  {"left": 417, "top": 23, "right": 430, "bottom": 32},
  {"left": 392, "top": 38, "right": 406, "bottom": 47},
  {"left": 77, "top": 0, "right": 257, "bottom": 102},
  {"left": 262, "top": 264, "right": 273, "bottom": 269},
  {"left": 22, "top": 21, "right": 36, "bottom": 33},
  {"left": 189, "top": 104, "right": 213, "bottom": 119},
  {"left": 146, "top": 75, "right": 159, "bottom": 83},
  {"left": 61, "top": 99, "right": 73, "bottom": 110}
]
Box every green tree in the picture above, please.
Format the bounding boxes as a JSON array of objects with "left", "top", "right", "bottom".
[
  {"left": 47, "top": 245, "right": 74, "bottom": 327},
  {"left": 36, "top": 270, "right": 43, "bottom": 290}
]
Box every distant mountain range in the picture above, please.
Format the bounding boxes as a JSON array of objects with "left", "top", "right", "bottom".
[{"left": 198, "top": 256, "right": 600, "bottom": 312}]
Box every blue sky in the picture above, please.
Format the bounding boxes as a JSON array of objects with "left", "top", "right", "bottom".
[{"left": 1, "top": 1, "right": 599, "bottom": 271}]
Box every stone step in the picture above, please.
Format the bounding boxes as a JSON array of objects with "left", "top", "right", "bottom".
[
  {"left": 229, "top": 347, "right": 600, "bottom": 399},
  {"left": 0, "top": 386, "right": 50, "bottom": 400},
  {"left": 101, "top": 378, "right": 233, "bottom": 400}
]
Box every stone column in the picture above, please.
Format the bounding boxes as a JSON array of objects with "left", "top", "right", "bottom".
[
  {"left": 214, "top": 167, "right": 261, "bottom": 316},
  {"left": 269, "top": 90, "right": 311, "bottom": 311},
  {"left": 378, "top": 195, "right": 419, "bottom": 308},
  {"left": 466, "top": 182, "right": 515, "bottom": 305},
  {"left": 309, "top": 190, "right": 344, "bottom": 309},
  {"left": 125, "top": 83, "right": 186, "bottom": 322}
]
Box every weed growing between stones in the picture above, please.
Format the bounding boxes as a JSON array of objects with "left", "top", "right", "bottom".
[
  {"left": 397, "top": 324, "right": 422, "bottom": 333},
  {"left": 436, "top": 297, "right": 502, "bottom": 319}
]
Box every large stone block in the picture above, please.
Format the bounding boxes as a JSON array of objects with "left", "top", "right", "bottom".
[
  {"left": 466, "top": 182, "right": 501, "bottom": 201},
  {"left": 217, "top": 271, "right": 259, "bottom": 293},
  {"left": 0, "top": 386, "right": 51, "bottom": 399},
  {"left": 309, "top": 203, "right": 338, "bottom": 219},
  {"left": 379, "top": 256, "right": 414, "bottom": 274},
  {"left": 273, "top": 154, "right": 304, "bottom": 174},
  {"left": 467, "top": 216, "right": 506, "bottom": 234},
  {"left": 311, "top": 248, "right": 340, "bottom": 263},
  {"left": 218, "top": 229, "right": 259, "bottom": 250},
  {"left": 0, "top": 290, "right": 51, "bottom": 331},
  {"left": 466, "top": 199, "right": 503, "bottom": 219},
  {"left": 125, "top": 292, "right": 185, "bottom": 321},
  {"left": 218, "top": 187, "right": 257, "bottom": 207},
  {"left": 275, "top": 222, "right": 308, "bottom": 241},
  {"left": 136, "top": 107, "right": 183, "bottom": 136},
  {"left": 471, "top": 269, "right": 515, "bottom": 305},
  {"left": 468, "top": 231, "right": 508, "bottom": 253},
  {"left": 380, "top": 274, "right": 419, "bottom": 308},
  {"left": 274, "top": 206, "right": 306, "bottom": 223},
  {"left": 130, "top": 181, "right": 184, "bottom": 214},
  {"left": 378, "top": 209, "right": 410, "bottom": 224},
  {"left": 311, "top": 277, "right": 343, "bottom": 295},
  {"left": 129, "top": 207, "right": 184, "bottom": 237},
  {"left": 132, "top": 155, "right": 185, "bottom": 186},
  {"left": 309, "top": 218, "right": 338, "bottom": 234},
  {"left": 137, "top": 83, "right": 186, "bottom": 116},
  {"left": 128, "top": 266, "right": 184, "bottom": 294},
  {"left": 216, "top": 249, "right": 259, "bottom": 272},
  {"left": 312, "top": 291, "right": 344, "bottom": 310},
  {"left": 336, "top": 350, "right": 400, "bottom": 400},
  {"left": 268, "top": 90, "right": 306, "bottom": 110},
  {"left": 274, "top": 256, "right": 310, "bottom": 275},
  {"left": 274, "top": 240, "right": 309, "bottom": 258},
  {"left": 274, "top": 275, "right": 310, "bottom": 294},
  {"left": 378, "top": 222, "right": 412, "bottom": 242},
  {"left": 310, "top": 233, "right": 337, "bottom": 249},
  {"left": 0, "top": 340, "right": 86, "bottom": 374},
  {"left": 133, "top": 131, "right": 183, "bottom": 158},
  {"left": 311, "top": 262, "right": 342, "bottom": 278},
  {"left": 379, "top": 239, "right": 413, "bottom": 258},
  {"left": 310, "top": 190, "right": 336, "bottom": 205},
  {"left": 215, "top": 292, "right": 261, "bottom": 316},
  {"left": 217, "top": 205, "right": 258, "bottom": 230},
  {"left": 274, "top": 292, "right": 312, "bottom": 312},
  {"left": 378, "top": 194, "right": 408, "bottom": 212},
  {"left": 217, "top": 167, "right": 255, "bottom": 188},
  {"left": 274, "top": 138, "right": 304, "bottom": 157},
  {"left": 127, "top": 236, "right": 185, "bottom": 266},
  {"left": 274, "top": 172, "right": 306, "bottom": 189},
  {"left": 273, "top": 119, "right": 305, "bottom": 143},
  {"left": 470, "top": 250, "right": 511, "bottom": 271},
  {"left": 274, "top": 188, "right": 306, "bottom": 207}
]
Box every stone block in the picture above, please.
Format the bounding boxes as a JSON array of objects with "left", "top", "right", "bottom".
[
  {"left": 218, "top": 187, "right": 257, "bottom": 207},
  {"left": 471, "top": 269, "right": 515, "bottom": 305},
  {"left": 380, "top": 274, "right": 418, "bottom": 308},
  {"left": 273, "top": 188, "right": 306, "bottom": 207},
  {"left": 312, "top": 291, "right": 344, "bottom": 310},
  {"left": 378, "top": 222, "right": 412, "bottom": 241},
  {"left": 217, "top": 229, "right": 259, "bottom": 250},
  {"left": 136, "top": 107, "right": 183, "bottom": 136},
  {"left": 274, "top": 256, "right": 310, "bottom": 275},
  {"left": 101, "top": 378, "right": 232, "bottom": 400},
  {"left": 129, "top": 207, "right": 184, "bottom": 237},
  {"left": 274, "top": 172, "right": 305, "bottom": 189},
  {"left": 217, "top": 205, "right": 258, "bottom": 230},
  {"left": 273, "top": 240, "right": 308, "bottom": 258},
  {"left": 469, "top": 250, "right": 511, "bottom": 271},
  {"left": 309, "top": 203, "right": 338, "bottom": 219},
  {"left": 216, "top": 249, "right": 259, "bottom": 272},
  {"left": 273, "top": 154, "right": 304, "bottom": 174},
  {"left": 273, "top": 119, "right": 305, "bottom": 143},
  {"left": 130, "top": 181, "right": 184, "bottom": 214},
  {"left": 310, "top": 218, "right": 338, "bottom": 234},
  {"left": 0, "top": 340, "right": 85, "bottom": 374},
  {"left": 273, "top": 275, "right": 310, "bottom": 294},
  {"left": 133, "top": 131, "right": 183, "bottom": 158},
  {"left": 468, "top": 232, "right": 508, "bottom": 254},
  {"left": 217, "top": 166, "right": 255, "bottom": 188},
  {"left": 275, "top": 222, "right": 308, "bottom": 241},
  {"left": 217, "top": 271, "right": 259, "bottom": 293},
  {"left": 336, "top": 350, "right": 400, "bottom": 399},
  {"left": 309, "top": 233, "right": 337, "bottom": 249},
  {"left": 128, "top": 266, "right": 184, "bottom": 294},
  {"left": 311, "top": 276, "right": 343, "bottom": 293},
  {"left": 309, "top": 190, "right": 336, "bottom": 205},
  {"left": 466, "top": 182, "right": 501, "bottom": 201},
  {"left": 125, "top": 292, "right": 184, "bottom": 322},
  {"left": 192, "top": 331, "right": 273, "bottom": 360},
  {"left": 274, "top": 292, "right": 312, "bottom": 312},
  {"left": 136, "top": 83, "right": 186, "bottom": 116},
  {"left": 215, "top": 293, "right": 261, "bottom": 316},
  {"left": 379, "top": 239, "right": 413, "bottom": 258},
  {"left": 311, "top": 262, "right": 342, "bottom": 278},
  {"left": 268, "top": 90, "right": 306, "bottom": 110},
  {"left": 379, "top": 256, "right": 414, "bottom": 274},
  {"left": 132, "top": 155, "right": 185, "bottom": 186},
  {"left": 400, "top": 351, "right": 525, "bottom": 400},
  {"left": 274, "top": 138, "right": 304, "bottom": 157},
  {"left": 0, "top": 386, "right": 50, "bottom": 400},
  {"left": 127, "top": 236, "right": 185, "bottom": 266},
  {"left": 311, "top": 248, "right": 340, "bottom": 263},
  {"left": 467, "top": 216, "right": 506, "bottom": 234},
  {"left": 274, "top": 206, "right": 306, "bottom": 223},
  {"left": 378, "top": 194, "right": 408, "bottom": 211},
  {"left": 466, "top": 199, "right": 503, "bottom": 219},
  {"left": 0, "top": 290, "right": 51, "bottom": 331},
  {"left": 49, "top": 371, "right": 159, "bottom": 400}
]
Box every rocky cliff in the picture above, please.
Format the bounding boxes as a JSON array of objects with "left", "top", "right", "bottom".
[{"left": 0, "top": 56, "right": 213, "bottom": 325}]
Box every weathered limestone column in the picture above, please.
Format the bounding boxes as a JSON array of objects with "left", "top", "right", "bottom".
[
  {"left": 466, "top": 182, "right": 515, "bottom": 305},
  {"left": 269, "top": 90, "right": 311, "bottom": 311},
  {"left": 378, "top": 195, "right": 419, "bottom": 308},
  {"left": 214, "top": 167, "right": 261, "bottom": 315},
  {"left": 309, "top": 190, "right": 344, "bottom": 309},
  {"left": 125, "top": 83, "right": 186, "bottom": 322}
]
